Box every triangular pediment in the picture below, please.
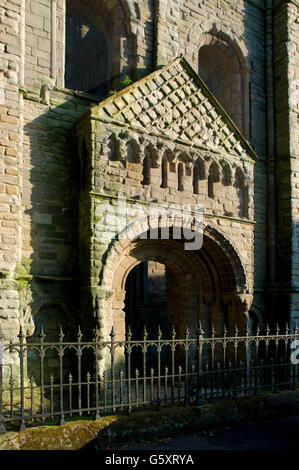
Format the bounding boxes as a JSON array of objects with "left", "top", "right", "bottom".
[{"left": 91, "top": 57, "right": 258, "bottom": 161}]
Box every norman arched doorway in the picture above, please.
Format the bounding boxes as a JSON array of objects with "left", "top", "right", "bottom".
[
  {"left": 96, "top": 226, "right": 252, "bottom": 374},
  {"left": 99, "top": 226, "right": 250, "bottom": 339}
]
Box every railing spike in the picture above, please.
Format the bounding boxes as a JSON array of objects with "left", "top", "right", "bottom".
[
  {"left": 257, "top": 323, "right": 260, "bottom": 336},
  {"left": 39, "top": 324, "right": 45, "bottom": 341},
  {"left": 198, "top": 320, "right": 205, "bottom": 337},
  {"left": 266, "top": 323, "right": 270, "bottom": 335},
  {"left": 276, "top": 323, "right": 280, "bottom": 335},
  {"left": 59, "top": 325, "right": 64, "bottom": 341},
  {"left": 77, "top": 325, "right": 82, "bottom": 340},
  {"left": 110, "top": 325, "right": 115, "bottom": 339},
  {"left": 234, "top": 324, "right": 239, "bottom": 336},
  {"left": 172, "top": 324, "right": 176, "bottom": 338},
  {"left": 127, "top": 325, "right": 132, "bottom": 340},
  {"left": 18, "top": 325, "right": 25, "bottom": 341}
]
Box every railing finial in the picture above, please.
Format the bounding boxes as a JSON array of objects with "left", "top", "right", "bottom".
[
  {"left": 110, "top": 325, "right": 115, "bottom": 340},
  {"left": 143, "top": 324, "right": 148, "bottom": 339},
  {"left": 39, "top": 324, "right": 45, "bottom": 342},
  {"left": 127, "top": 325, "right": 132, "bottom": 341},
  {"left": 18, "top": 325, "right": 24, "bottom": 342},
  {"left": 59, "top": 325, "right": 64, "bottom": 342},
  {"left": 77, "top": 325, "right": 82, "bottom": 341}
]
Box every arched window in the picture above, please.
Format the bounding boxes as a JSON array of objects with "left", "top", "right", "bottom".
[
  {"left": 234, "top": 168, "right": 248, "bottom": 218},
  {"left": 161, "top": 159, "right": 168, "bottom": 188},
  {"left": 198, "top": 35, "right": 247, "bottom": 135},
  {"left": 65, "top": 0, "right": 132, "bottom": 98},
  {"left": 193, "top": 158, "right": 206, "bottom": 194},
  {"left": 193, "top": 165, "right": 200, "bottom": 194},
  {"left": 208, "top": 162, "right": 220, "bottom": 199},
  {"left": 142, "top": 155, "right": 151, "bottom": 185},
  {"left": 222, "top": 163, "right": 232, "bottom": 186},
  {"left": 65, "top": 4, "right": 111, "bottom": 97},
  {"left": 178, "top": 163, "right": 184, "bottom": 191}
]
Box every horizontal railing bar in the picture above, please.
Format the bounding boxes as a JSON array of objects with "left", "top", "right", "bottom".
[{"left": 3, "top": 333, "right": 299, "bottom": 349}]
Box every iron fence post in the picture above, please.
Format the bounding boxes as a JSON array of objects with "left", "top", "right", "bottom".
[
  {"left": 127, "top": 326, "right": 132, "bottom": 412},
  {"left": 196, "top": 322, "right": 204, "bottom": 405},
  {"left": 0, "top": 356, "right": 6, "bottom": 434},
  {"left": 110, "top": 326, "right": 116, "bottom": 412},
  {"left": 143, "top": 326, "right": 147, "bottom": 406},
  {"left": 184, "top": 325, "right": 189, "bottom": 407},
  {"left": 39, "top": 325, "right": 45, "bottom": 423},
  {"left": 171, "top": 326, "right": 176, "bottom": 404},
  {"left": 59, "top": 326, "right": 66, "bottom": 425},
  {"left": 94, "top": 330, "right": 100, "bottom": 420},
  {"left": 18, "top": 326, "right": 26, "bottom": 431},
  {"left": 157, "top": 325, "right": 162, "bottom": 408}
]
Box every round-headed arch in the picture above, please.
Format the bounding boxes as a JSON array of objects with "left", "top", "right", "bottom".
[{"left": 99, "top": 222, "right": 247, "bottom": 302}]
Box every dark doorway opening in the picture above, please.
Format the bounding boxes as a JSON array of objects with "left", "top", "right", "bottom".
[{"left": 125, "top": 261, "right": 167, "bottom": 372}]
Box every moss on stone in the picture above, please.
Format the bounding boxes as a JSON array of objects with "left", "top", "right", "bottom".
[{"left": 1, "top": 391, "right": 298, "bottom": 450}]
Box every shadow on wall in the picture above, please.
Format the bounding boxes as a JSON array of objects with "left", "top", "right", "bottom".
[
  {"left": 21, "top": 93, "right": 95, "bottom": 384},
  {"left": 241, "top": 3, "right": 268, "bottom": 323}
]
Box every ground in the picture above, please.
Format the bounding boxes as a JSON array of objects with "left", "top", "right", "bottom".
[{"left": 118, "top": 414, "right": 299, "bottom": 451}]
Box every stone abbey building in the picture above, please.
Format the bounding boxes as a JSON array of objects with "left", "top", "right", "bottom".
[{"left": 0, "top": 0, "right": 298, "bottom": 362}]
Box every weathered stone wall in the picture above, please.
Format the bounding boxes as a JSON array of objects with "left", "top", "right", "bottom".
[
  {"left": 74, "top": 56, "right": 256, "bottom": 363},
  {"left": 0, "top": 0, "right": 24, "bottom": 381},
  {"left": 0, "top": 0, "right": 297, "bottom": 372},
  {"left": 274, "top": 0, "right": 299, "bottom": 326}
]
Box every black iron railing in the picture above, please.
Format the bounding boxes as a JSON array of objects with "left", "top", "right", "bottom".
[{"left": 0, "top": 323, "right": 298, "bottom": 433}]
